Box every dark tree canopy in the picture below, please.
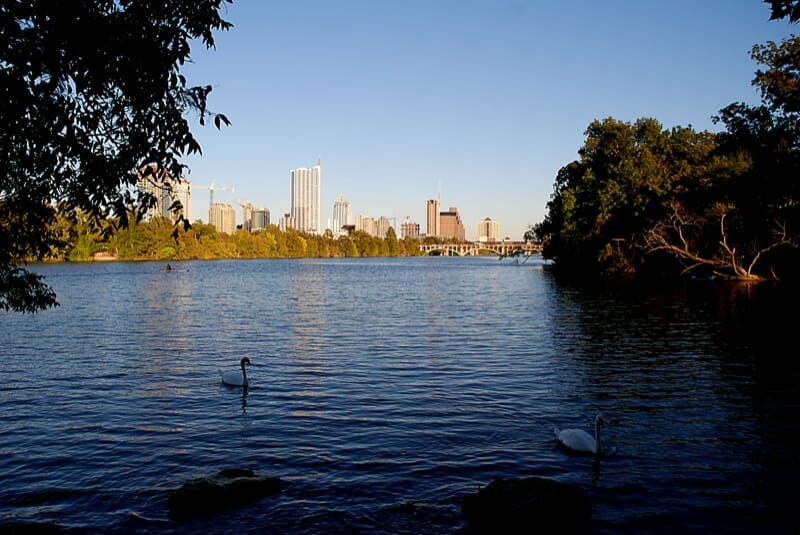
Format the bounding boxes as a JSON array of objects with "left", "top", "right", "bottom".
[
  {"left": 767, "top": 0, "right": 800, "bottom": 22},
  {"left": 536, "top": 28, "right": 800, "bottom": 282},
  {"left": 0, "top": 0, "right": 232, "bottom": 312}
]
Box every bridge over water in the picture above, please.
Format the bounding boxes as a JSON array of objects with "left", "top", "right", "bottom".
[{"left": 418, "top": 241, "right": 542, "bottom": 257}]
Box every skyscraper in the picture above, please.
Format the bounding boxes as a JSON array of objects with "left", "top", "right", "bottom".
[
  {"left": 173, "top": 180, "right": 191, "bottom": 222},
  {"left": 251, "top": 208, "right": 270, "bottom": 231},
  {"left": 209, "top": 203, "right": 236, "bottom": 235},
  {"left": 476, "top": 217, "right": 499, "bottom": 243},
  {"left": 332, "top": 194, "right": 351, "bottom": 235},
  {"left": 290, "top": 160, "right": 322, "bottom": 234},
  {"left": 401, "top": 221, "right": 420, "bottom": 239},
  {"left": 356, "top": 214, "right": 375, "bottom": 235},
  {"left": 440, "top": 207, "right": 465, "bottom": 241},
  {"left": 426, "top": 199, "right": 440, "bottom": 237}
]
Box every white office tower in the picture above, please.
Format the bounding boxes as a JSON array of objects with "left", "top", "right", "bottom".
[
  {"left": 209, "top": 203, "right": 236, "bottom": 235},
  {"left": 476, "top": 217, "right": 500, "bottom": 243},
  {"left": 173, "top": 180, "right": 192, "bottom": 222},
  {"left": 332, "top": 195, "right": 351, "bottom": 236},
  {"left": 356, "top": 214, "right": 375, "bottom": 235},
  {"left": 290, "top": 160, "right": 322, "bottom": 234}
]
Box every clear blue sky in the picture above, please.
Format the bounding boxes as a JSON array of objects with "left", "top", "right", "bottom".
[{"left": 182, "top": 0, "right": 795, "bottom": 240}]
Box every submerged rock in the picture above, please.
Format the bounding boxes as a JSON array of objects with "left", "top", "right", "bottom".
[
  {"left": 168, "top": 469, "right": 281, "bottom": 520},
  {"left": 461, "top": 476, "right": 590, "bottom": 534}
]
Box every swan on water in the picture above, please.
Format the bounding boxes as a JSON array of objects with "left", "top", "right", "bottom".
[
  {"left": 220, "top": 357, "right": 251, "bottom": 387},
  {"left": 554, "top": 414, "right": 605, "bottom": 455}
]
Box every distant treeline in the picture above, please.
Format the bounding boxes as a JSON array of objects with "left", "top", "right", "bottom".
[{"left": 48, "top": 214, "right": 426, "bottom": 262}]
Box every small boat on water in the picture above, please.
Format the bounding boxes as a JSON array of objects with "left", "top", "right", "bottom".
[{"left": 92, "top": 251, "right": 117, "bottom": 262}]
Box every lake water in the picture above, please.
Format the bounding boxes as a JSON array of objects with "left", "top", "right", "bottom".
[{"left": 1, "top": 256, "right": 798, "bottom": 533}]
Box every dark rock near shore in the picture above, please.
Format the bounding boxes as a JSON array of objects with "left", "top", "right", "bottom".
[
  {"left": 168, "top": 469, "right": 281, "bottom": 520},
  {"left": 461, "top": 476, "right": 591, "bottom": 534}
]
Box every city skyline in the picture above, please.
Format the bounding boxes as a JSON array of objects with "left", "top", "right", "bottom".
[
  {"left": 185, "top": 171, "right": 497, "bottom": 240},
  {"left": 182, "top": 2, "right": 795, "bottom": 242}
]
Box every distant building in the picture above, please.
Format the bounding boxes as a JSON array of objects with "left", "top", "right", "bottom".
[
  {"left": 279, "top": 213, "right": 293, "bottom": 232},
  {"left": 440, "top": 207, "right": 465, "bottom": 241},
  {"left": 209, "top": 203, "right": 236, "bottom": 234},
  {"left": 376, "top": 216, "right": 391, "bottom": 238},
  {"left": 354, "top": 214, "right": 398, "bottom": 237},
  {"left": 172, "top": 181, "right": 192, "bottom": 222},
  {"left": 476, "top": 217, "right": 499, "bottom": 243},
  {"left": 401, "top": 221, "right": 420, "bottom": 239},
  {"left": 332, "top": 195, "right": 351, "bottom": 236},
  {"left": 356, "top": 214, "right": 375, "bottom": 235},
  {"left": 237, "top": 201, "right": 253, "bottom": 232},
  {"left": 251, "top": 208, "right": 270, "bottom": 231},
  {"left": 137, "top": 165, "right": 191, "bottom": 222},
  {"left": 426, "top": 199, "right": 440, "bottom": 237},
  {"left": 137, "top": 166, "right": 167, "bottom": 222},
  {"left": 290, "top": 160, "right": 322, "bottom": 234}
]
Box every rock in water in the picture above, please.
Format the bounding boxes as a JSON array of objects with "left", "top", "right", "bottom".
[
  {"left": 461, "top": 476, "right": 591, "bottom": 534},
  {"left": 217, "top": 468, "right": 256, "bottom": 479},
  {"left": 168, "top": 469, "right": 281, "bottom": 520}
]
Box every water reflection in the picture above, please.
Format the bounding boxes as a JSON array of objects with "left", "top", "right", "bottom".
[
  {"left": 592, "top": 455, "right": 602, "bottom": 485},
  {"left": 2, "top": 259, "right": 798, "bottom": 534},
  {"left": 541, "top": 271, "right": 800, "bottom": 533},
  {"left": 140, "top": 261, "right": 195, "bottom": 346},
  {"left": 286, "top": 261, "right": 325, "bottom": 360}
]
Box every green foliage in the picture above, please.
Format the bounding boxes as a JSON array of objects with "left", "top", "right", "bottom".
[
  {"left": 399, "top": 236, "right": 421, "bottom": 256},
  {"left": 533, "top": 4, "right": 800, "bottom": 281},
  {"left": 540, "top": 118, "right": 719, "bottom": 275},
  {"left": 706, "top": 36, "right": 800, "bottom": 280},
  {"left": 351, "top": 231, "right": 377, "bottom": 257},
  {"left": 1, "top": 0, "right": 232, "bottom": 311},
  {"left": 385, "top": 227, "right": 399, "bottom": 256},
  {"left": 538, "top": 31, "right": 800, "bottom": 281},
  {"left": 537, "top": 113, "right": 782, "bottom": 279},
  {"left": 751, "top": 37, "right": 800, "bottom": 113},
  {"left": 338, "top": 235, "right": 359, "bottom": 257},
  {"left": 50, "top": 216, "right": 419, "bottom": 263},
  {"left": 0, "top": 266, "right": 57, "bottom": 313}
]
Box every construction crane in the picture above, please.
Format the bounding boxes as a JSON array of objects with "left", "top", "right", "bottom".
[
  {"left": 195, "top": 180, "right": 234, "bottom": 206},
  {"left": 232, "top": 198, "right": 252, "bottom": 211},
  {"left": 232, "top": 199, "right": 253, "bottom": 231}
]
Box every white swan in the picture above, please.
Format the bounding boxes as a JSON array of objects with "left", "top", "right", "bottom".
[
  {"left": 220, "top": 357, "right": 251, "bottom": 387},
  {"left": 554, "top": 414, "right": 605, "bottom": 455}
]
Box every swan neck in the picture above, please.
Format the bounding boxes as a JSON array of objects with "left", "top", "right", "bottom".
[{"left": 595, "top": 421, "right": 603, "bottom": 453}]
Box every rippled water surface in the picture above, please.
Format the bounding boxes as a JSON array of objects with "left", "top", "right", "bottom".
[{"left": 1, "top": 257, "right": 798, "bottom": 533}]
